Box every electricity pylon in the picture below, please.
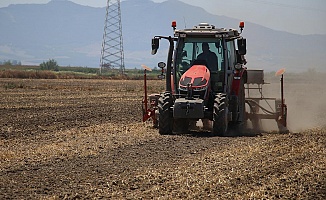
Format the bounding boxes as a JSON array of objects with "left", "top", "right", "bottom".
[{"left": 100, "top": 0, "right": 125, "bottom": 74}]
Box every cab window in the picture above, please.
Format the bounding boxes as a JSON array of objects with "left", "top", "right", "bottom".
[
  {"left": 226, "top": 41, "right": 236, "bottom": 69},
  {"left": 175, "top": 38, "right": 223, "bottom": 74}
]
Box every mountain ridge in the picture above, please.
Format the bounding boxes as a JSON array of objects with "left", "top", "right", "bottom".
[{"left": 0, "top": 0, "right": 325, "bottom": 71}]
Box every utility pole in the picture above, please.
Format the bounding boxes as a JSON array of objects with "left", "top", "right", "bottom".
[{"left": 100, "top": 0, "right": 125, "bottom": 74}]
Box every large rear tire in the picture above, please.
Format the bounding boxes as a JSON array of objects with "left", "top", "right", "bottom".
[
  {"left": 238, "top": 78, "right": 245, "bottom": 122},
  {"left": 230, "top": 77, "right": 246, "bottom": 133},
  {"left": 212, "top": 93, "right": 228, "bottom": 136},
  {"left": 158, "top": 92, "right": 173, "bottom": 135}
]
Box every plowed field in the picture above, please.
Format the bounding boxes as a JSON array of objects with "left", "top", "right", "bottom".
[{"left": 0, "top": 78, "right": 325, "bottom": 199}]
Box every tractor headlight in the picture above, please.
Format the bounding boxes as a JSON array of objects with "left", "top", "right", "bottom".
[
  {"left": 179, "top": 85, "right": 208, "bottom": 91},
  {"left": 235, "top": 64, "right": 242, "bottom": 70},
  {"left": 179, "top": 86, "right": 188, "bottom": 91},
  {"left": 158, "top": 62, "right": 166, "bottom": 69},
  {"left": 193, "top": 85, "right": 208, "bottom": 91}
]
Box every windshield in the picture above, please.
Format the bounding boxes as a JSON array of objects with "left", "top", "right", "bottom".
[{"left": 175, "top": 38, "right": 224, "bottom": 76}]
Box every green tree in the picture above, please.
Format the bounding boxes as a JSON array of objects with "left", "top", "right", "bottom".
[
  {"left": 40, "top": 59, "right": 59, "bottom": 71},
  {"left": 3, "top": 60, "right": 12, "bottom": 65}
]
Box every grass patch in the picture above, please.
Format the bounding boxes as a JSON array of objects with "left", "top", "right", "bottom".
[
  {"left": 3, "top": 82, "right": 25, "bottom": 89},
  {"left": 0, "top": 64, "right": 164, "bottom": 80}
]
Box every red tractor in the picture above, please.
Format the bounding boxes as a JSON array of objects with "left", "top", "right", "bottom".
[{"left": 142, "top": 21, "right": 288, "bottom": 136}]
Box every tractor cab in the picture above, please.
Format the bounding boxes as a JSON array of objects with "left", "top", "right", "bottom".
[
  {"left": 175, "top": 37, "right": 223, "bottom": 95},
  {"left": 173, "top": 23, "right": 245, "bottom": 97}
]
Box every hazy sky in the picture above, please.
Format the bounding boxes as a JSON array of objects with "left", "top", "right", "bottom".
[{"left": 0, "top": 0, "right": 325, "bottom": 35}]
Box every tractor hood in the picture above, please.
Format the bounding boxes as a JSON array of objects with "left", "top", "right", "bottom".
[{"left": 179, "top": 65, "right": 210, "bottom": 91}]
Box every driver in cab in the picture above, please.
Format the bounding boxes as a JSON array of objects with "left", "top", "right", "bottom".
[{"left": 197, "top": 42, "right": 218, "bottom": 71}]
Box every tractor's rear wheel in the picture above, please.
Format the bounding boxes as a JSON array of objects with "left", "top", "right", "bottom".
[
  {"left": 230, "top": 77, "right": 246, "bottom": 133},
  {"left": 212, "top": 93, "right": 228, "bottom": 136},
  {"left": 238, "top": 77, "right": 245, "bottom": 122},
  {"left": 158, "top": 92, "right": 173, "bottom": 135}
]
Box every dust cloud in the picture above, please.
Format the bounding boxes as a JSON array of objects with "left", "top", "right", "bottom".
[{"left": 259, "top": 72, "right": 326, "bottom": 132}]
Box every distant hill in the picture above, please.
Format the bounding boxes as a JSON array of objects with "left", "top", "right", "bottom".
[{"left": 0, "top": 0, "right": 325, "bottom": 71}]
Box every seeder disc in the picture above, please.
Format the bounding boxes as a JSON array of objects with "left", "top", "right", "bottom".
[
  {"left": 275, "top": 68, "right": 286, "bottom": 76},
  {"left": 141, "top": 64, "right": 152, "bottom": 71}
]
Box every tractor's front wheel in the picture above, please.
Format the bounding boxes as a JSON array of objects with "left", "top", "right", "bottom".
[
  {"left": 158, "top": 92, "right": 173, "bottom": 135},
  {"left": 212, "top": 93, "right": 228, "bottom": 136}
]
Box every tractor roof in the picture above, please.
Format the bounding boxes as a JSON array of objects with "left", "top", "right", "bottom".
[{"left": 174, "top": 23, "right": 241, "bottom": 39}]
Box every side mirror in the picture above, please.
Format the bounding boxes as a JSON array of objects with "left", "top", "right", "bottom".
[
  {"left": 151, "top": 38, "right": 160, "bottom": 55},
  {"left": 237, "top": 38, "right": 247, "bottom": 55}
]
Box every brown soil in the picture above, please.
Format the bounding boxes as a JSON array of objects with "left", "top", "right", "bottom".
[{"left": 0, "top": 78, "right": 325, "bottom": 199}]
